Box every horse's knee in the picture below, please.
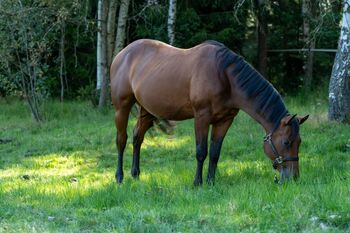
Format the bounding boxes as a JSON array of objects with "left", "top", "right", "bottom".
[{"left": 117, "top": 133, "right": 127, "bottom": 151}]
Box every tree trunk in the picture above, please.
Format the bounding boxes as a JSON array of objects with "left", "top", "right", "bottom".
[
  {"left": 328, "top": 0, "right": 350, "bottom": 123},
  {"left": 97, "top": 0, "right": 108, "bottom": 108},
  {"left": 59, "top": 22, "right": 66, "bottom": 102},
  {"left": 107, "top": 0, "right": 118, "bottom": 66},
  {"left": 302, "top": 0, "right": 315, "bottom": 90},
  {"left": 114, "top": 0, "right": 130, "bottom": 56},
  {"left": 167, "top": 0, "right": 177, "bottom": 45},
  {"left": 255, "top": 0, "right": 268, "bottom": 77}
]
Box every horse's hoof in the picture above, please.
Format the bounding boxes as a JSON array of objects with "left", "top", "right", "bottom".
[
  {"left": 206, "top": 178, "right": 215, "bottom": 186},
  {"left": 115, "top": 173, "right": 124, "bottom": 184},
  {"left": 193, "top": 179, "right": 203, "bottom": 186},
  {"left": 131, "top": 168, "right": 140, "bottom": 178}
]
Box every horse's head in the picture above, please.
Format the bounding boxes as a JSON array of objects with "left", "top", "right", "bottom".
[{"left": 263, "top": 114, "right": 309, "bottom": 182}]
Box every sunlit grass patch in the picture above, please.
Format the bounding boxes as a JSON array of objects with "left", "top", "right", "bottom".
[{"left": 142, "top": 135, "right": 191, "bottom": 150}]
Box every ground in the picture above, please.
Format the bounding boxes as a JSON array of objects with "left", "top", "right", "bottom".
[{"left": 0, "top": 93, "right": 349, "bottom": 232}]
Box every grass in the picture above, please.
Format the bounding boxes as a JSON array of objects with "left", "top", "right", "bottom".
[{"left": 0, "top": 94, "right": 349, "bottom": 232}]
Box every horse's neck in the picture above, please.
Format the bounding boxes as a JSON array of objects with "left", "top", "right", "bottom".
[
  {"left": 239, "top": 103, "right": 276, "bottom": 133},
  {"left": 233, "top": 94, "right": 287, "bottom": 134}
]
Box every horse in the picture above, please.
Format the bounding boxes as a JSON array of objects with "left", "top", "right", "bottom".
[{"left": 110, "top": 39, "right": 309, "bottom": 185}]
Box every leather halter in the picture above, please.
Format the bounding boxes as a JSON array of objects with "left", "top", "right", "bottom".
[{"left": 264, "top": 133, "right": 299, "bottom": 169}]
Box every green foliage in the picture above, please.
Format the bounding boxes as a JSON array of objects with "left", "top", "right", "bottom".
[
  {"left": 176, "top": 8, "right": 204, "bottom": 47},
  {"left": 77, "top": 84, "right": 100, "bottom": 107},
  {"left": 0, "top": 0, "right": 61, "bottom": 121},
  {"left": 0, "top": 0, "right": 95, "bottom": 99},
  {"left": 267, "top": 0, "right": 341, "bottom": 93},
  {"left": 0, "top": 98, "right": 349, "bottom": 232},
  {"left": 133, "top": 2, "right": 168, "bottom": 42}
]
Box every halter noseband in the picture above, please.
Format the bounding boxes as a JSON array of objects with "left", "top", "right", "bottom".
[{"left": 263, "top": 133, "right": 299, "bottom": 169}]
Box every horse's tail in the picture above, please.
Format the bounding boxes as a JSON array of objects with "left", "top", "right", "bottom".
[
  {"left": 154, "top": 119, "right": 176, "bottom": 135},
  {"left": 130, "top": 105, "right": 176, "bottom": 135}
]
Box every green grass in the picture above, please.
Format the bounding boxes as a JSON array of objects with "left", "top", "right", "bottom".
[{"left": 0, "top": 95, "right": 349, "bottom": 232}]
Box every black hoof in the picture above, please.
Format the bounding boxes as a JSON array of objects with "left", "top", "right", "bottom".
[
  {"left": 131, "top": 168, "right": 140, "bottom": 178},
  {"left": 206, "top": 177, "right": 215, "bottom": 186},
  {"left": 193, "top": 179, "right": 203, "bottom": 186},
  {"left": 115, "top": 172, "right": 124, "bottom": 184}
]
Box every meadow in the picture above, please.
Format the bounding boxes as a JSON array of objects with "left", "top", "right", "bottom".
[{"left": 0, "top": 93, "right": 349, "bottom": 232}]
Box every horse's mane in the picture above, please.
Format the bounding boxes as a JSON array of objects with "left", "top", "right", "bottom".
[{"left": 203, "top": 40, "right": 288, "bottom": 129}]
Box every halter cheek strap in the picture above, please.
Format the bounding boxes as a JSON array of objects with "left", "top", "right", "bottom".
[{"left": 264, "top": 133, "right": 299, "bottom": 169}]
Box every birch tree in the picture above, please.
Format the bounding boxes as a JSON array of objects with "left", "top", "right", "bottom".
[
  {"left": 114, "top": 0, "right": 131, "bottom": 56},
  {"left": 167, "top": 0, "right": 177, "bottom": 45},
  {"left": 96, "top": 0, "right": 108, "bottom": 107},
  {"left": 328, "top": 0, "right": 350, "bottom": 123}
]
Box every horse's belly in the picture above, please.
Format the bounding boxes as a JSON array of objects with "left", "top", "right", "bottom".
[{"left": 134, "top": 85, "right": 193, "bottom": 120}]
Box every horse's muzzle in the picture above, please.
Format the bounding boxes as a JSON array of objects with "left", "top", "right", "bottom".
[{"left": 280, "top": 166, "right": 299, "bottom": 182}]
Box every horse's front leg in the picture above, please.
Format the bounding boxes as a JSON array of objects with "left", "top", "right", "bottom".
[
  {"left": 207, "top": 118, "right": 234, "bottom": 185},
  {"left": 193, "top": 113, "right": 210, "bottom": 186}
]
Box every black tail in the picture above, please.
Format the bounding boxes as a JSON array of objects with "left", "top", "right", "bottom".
[{"left": 131, "top": 105, "right": 175, "bottom": 135}]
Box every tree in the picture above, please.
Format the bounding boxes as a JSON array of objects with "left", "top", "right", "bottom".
[
  {"left": 114, "top": 0, "right": 131, "bottom": 56},
  {"left": 0, "top": 0, "right": 58, "bottom": 122},
  {"left": 254, "top": 0, "right": 268, "bottom": 77},
  {"left": 302, "top": 0, "right": 315, "bottom": 90},
  {"left": 328, "top": 0, "right": 350, "bottom": 123},
  {"left": 167, "top": 0, "right": 177, "bottom": 45},
  {"left": 107, "top": 0, "right": 119, "bottom": 67},
  {"left": 96, "top": 0, "right": 129, "bottom": 108},
  {"left": 96, "top": 0, "right": 108, "bottom": 108},
  {"left": 58, "top": 7, "right": 68, "bottom": 102}
]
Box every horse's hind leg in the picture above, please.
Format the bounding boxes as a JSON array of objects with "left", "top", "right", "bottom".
[
  {"left": 115, "top": 98, "right": 134, "bottom": 184},
  {"left": 131, "top": 107, "right": 155, "bottom": 178}
]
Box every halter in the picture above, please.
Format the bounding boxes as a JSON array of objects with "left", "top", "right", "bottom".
[{"left": 263, "top": 133, "right": 299, "bottom": 170}]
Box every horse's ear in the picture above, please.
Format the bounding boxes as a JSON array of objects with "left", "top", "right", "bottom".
[
  {"left": 298, "top": 115, "right": 309, "bottom": 125},
  {"left": 282, "top": 114, "right": 297, "bottom": 126}
]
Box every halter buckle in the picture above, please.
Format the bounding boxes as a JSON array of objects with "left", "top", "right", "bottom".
[
  {"left": 275, "top": 156, "right": 283, "bottom": 164},
  {"left": 264, "top": 134, "right": 272, "bottom": 142}
]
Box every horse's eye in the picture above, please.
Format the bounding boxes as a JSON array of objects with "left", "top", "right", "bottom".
[{"left": 282, "top": 139, "right": 290, "bottom": 146}]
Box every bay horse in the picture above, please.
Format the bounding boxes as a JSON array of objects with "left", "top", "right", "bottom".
[{"left": 110, "top": 39, "right": 309, "bottom": 185}]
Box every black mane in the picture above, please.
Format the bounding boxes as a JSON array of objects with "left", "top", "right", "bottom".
[{"left": 205, "top": 41, "right": 288, "bottom": 129}]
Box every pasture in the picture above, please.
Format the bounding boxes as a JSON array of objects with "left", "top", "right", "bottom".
[{"left": 0, "top": 94, "right": 349, "bottom": 232}]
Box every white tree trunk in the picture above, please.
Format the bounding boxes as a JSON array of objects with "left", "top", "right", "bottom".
[
  {"left": 96, "top": 0, "right": 107, "bottom": 91},
  {"left": 114, "top": 0, "right": 130, "bottom": 56},
  {"left": 167, "top": 0, "right": 177, "bottom": 45},
  {"left": 97, "top": 0, "right": 108, "bottom": 107},
  {"left": 328, "top": 0, "right": 350, "bottom": 123}
]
